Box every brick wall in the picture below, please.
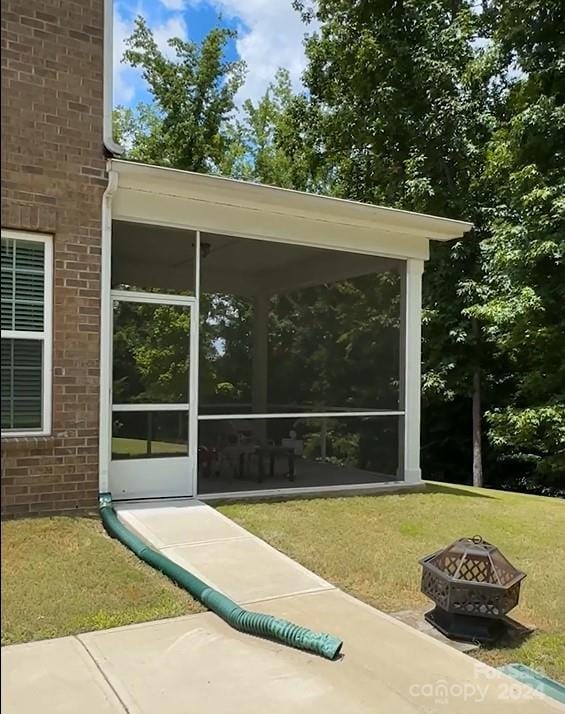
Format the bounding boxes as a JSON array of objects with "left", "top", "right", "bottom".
[{"left": 1, "top": 0, "right": 106, "bottom": 516}]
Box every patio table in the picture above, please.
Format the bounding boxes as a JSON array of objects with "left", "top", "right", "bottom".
[{"left": 239, "top": 446, "right": 295, "bottom": 483}]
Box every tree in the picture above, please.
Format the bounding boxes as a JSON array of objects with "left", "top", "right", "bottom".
[
  {"left": 468, "top": 0, "right": 565, "bottom": 491},
  {"left": 114, "top": 17, "right": 245, "bottom": 172},
  {"left": 217, "top": 68, "right": 313, "bottom": 189},
  {"left": 290, "top": 0, "right": 498, "bottom": 485},
  {"left": 113, "top": 102, "right": 166, "bottom": 163}
]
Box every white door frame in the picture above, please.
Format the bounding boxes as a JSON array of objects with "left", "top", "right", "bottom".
[{"left": 108, "top": 289, "right": 198, "bottom": 499}]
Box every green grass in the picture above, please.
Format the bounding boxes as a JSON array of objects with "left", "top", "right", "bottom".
[
  {"left": 219, "top": 482, "right": 565, "bottom": 681},
  {"left": 1, "top": 516, "right": 202, "bottom": 645},
  {"left": 112, "top": 437, "right": 186, "bottom": 457}
]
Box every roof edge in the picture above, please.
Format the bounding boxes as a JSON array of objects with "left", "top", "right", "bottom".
[{"left": 109, "top": 159, "right": 473, "bottom": 242}]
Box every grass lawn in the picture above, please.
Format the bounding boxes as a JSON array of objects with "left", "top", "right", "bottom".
[
  {"left": 1, "top": 516, "right": 202, "bottom": 645},
  {"left": 112, "top": 437, "right": 186, "bottom": 457},
  {"left": 219, "top": 482, "right": 565, "bottom": 681}
]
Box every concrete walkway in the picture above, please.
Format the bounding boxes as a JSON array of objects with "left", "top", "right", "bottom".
[
  {"left": 116, "top": 499, "right": 334, "bottom": 605},
  {"left": 2, "top": 500, "right": 562, "bottom": 713}
]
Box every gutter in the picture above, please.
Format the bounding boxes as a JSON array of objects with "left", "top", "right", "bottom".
[{"left": 103, "top": 0, "right": 124, "bottom": 156}]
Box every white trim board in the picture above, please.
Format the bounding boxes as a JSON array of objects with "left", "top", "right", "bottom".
[
  {"left": 113, "top": 187, "right": 432, "bottom": 261},
  {"left": 198, "top": 411, "right": 404, "bottom": 421},
  {"left": 111, "top": 289, "right": 195, "bottom": 306},
  {"left": 113, "top": 404, "right": 190, "bottom": 412}
]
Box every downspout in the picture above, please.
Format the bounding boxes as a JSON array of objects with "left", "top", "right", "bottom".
[
  {"left": 99, "top": 494, "right": 343, "bottom": 660},
  {"left": 103, "top": 0, "right": 124, "bottom": 155},
  {"left": 99, "top": 169, "right": 118, "bottom": 494}
]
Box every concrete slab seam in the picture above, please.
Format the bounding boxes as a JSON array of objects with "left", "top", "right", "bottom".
[
  {"left": 159, "top": 534, "right": 254, "bottom": 549},
  {"left": 75, "top": 635, "right": 130, "bottom": 714}
]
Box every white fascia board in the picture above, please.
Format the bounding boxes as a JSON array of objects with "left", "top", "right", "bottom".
[
  {"left": 113, "top": 185, "right": 431, "bottom": 260},
  {"left": 110, "top": 160, "right": 473, "bottom": 256}
]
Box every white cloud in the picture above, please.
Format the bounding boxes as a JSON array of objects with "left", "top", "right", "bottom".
[
  {"left": 210, "top": 0, "right": 317, "bottom": 103},
  {"left": 159, "top": 0, "right": 186, "bottom": 9},
  {"left": 114, "top": 6, "right": 138, "bottom": 104},
  {"left": 159, "top": 0, "right": 202, "bottom": 9}
]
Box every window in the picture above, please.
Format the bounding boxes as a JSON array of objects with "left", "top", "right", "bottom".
[{"left": 1, "top": 231, "right": 52, "bottom": 435}]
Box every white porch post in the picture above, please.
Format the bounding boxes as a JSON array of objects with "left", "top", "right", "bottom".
[
  {"left": 252, "top": 294, "right": 269, "bottom": 440},
  {"left": 190, "top": 231, "right": 201, "bottom": 497},
  {"left": 403, "top": 258, "right": 424, "bottom": 483}
]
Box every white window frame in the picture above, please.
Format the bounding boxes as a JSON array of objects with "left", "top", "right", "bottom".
[{"left": 1, "top": 229, "right": 53, "bottom": 437}]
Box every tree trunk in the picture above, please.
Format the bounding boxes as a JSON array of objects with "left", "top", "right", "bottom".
[
  {"left": 472, "top": 319, "right": 483, "bottom": 487},
  {"left": 472, "top": 367, "right": 483, "bottom": 487}
]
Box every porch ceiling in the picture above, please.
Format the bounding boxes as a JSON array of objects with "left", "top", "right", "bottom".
[{"left": 112, "top": 222, "right": 400, "bottom": 296}]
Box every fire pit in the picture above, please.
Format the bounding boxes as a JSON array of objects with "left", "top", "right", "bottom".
[{"left": 420, "top": 536, "right": 526, "bottom": 643}]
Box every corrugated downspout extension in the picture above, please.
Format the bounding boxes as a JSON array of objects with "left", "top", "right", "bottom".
[{"left": 99, "top": 494, "right": 343, "bottom": 660}]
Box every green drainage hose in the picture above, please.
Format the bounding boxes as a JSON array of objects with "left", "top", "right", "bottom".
[{"left": 99, "top": 494, "right": 342, "bottom": 660}]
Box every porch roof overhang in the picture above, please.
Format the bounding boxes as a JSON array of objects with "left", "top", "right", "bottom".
[{"left": 108, "top": 159, "right": 473, "bottom": 264}]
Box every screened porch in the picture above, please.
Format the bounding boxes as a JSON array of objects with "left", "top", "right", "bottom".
[{"left": 100, "top": 159, "right": 472, "bottom": 501}]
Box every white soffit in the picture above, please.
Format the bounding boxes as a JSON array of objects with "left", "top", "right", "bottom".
[{"left": 109, "top": 159, "right": 473, "bottom": 260}]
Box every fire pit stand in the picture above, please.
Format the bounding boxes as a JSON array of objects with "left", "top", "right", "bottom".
[{"left": 419, "top": 536, "right": 526, "bottom": 643}]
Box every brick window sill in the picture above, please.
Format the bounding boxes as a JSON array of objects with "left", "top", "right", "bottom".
[{"left": 1, "top": 435, "right": 56, "bottom": 452}]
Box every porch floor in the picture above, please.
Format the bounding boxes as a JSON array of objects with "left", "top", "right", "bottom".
[{"left": 198, "top": 457, "right": 398, "bottom": 494}]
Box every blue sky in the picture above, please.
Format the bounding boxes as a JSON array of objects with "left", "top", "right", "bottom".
[{"left": 114, "top": 0, "right": 314, "bottom": 109}]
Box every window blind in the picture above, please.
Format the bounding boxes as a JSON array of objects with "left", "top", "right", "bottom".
[{"left": 1, "top": 236, "right": 47, "bottom": 431}]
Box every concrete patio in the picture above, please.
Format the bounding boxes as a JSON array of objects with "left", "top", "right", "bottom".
[{"left": 2, "top": 501, "right": 562, "bottom": 713}]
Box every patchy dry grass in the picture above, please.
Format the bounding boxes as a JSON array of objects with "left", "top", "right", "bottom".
[
  {"left": 219, "top": 482, "right": 565, "bottom": 681},
  {"left": 1, "top": 516, "right": 202, "bottom": 645}
]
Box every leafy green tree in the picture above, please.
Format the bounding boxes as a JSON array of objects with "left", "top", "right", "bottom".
[
  {"left": 468, "top": 0, "right": 565, "bottom": 489},
  {"left": 218, "top": 68, "right": 312, "bottom": 189},
  {"left": 115, "top": 17, "right": 245, "bottom": 172},
  {"left": 113, "top": 102, "right": 166, "bottom": 163},
  {"left": 221, "top": 68, "right": 290, "bottom": 182},
  {"left": 113, "top": 302, "right": 190, "bottom": 404},
  {"left": 290, "top": 0, "right": 497, "bottom": 485}
]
